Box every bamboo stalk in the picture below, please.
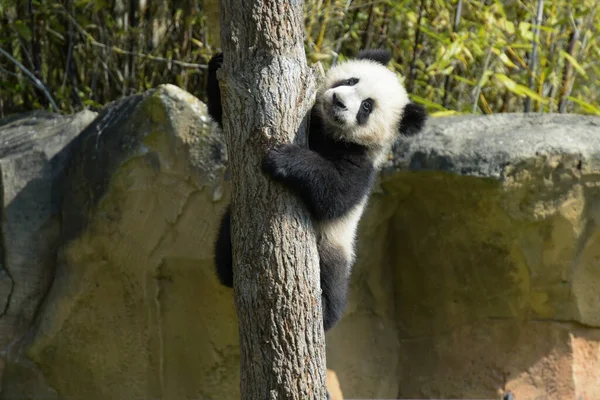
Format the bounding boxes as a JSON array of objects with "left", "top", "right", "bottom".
[
  {"left": 407, "top": 0, "right": 426, "bottom": 93},
  {"left": 442, "top": 0, "right": 463, "bottom": 108},
  {"left": 0, "top": 47, "right": 60, "bottom": 112},
  {"left": 62, "top": 10, "right": 208, "bottom": 71},
  {"left": 558, "top": 5, "right": 597, "bottom": 113},
  {"left": 524, "top": 0, "right": 544, "bottom": 112},
  {"left": 472, "top": 48, "right": 493, "bottom": 113},
  {"left": 558, "top": 16, "right": 581, "bottom": 113},
  {"left": 362, "top": 2, "right": 376, "bottom": 50}
]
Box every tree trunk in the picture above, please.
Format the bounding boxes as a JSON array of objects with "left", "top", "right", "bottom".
[{"left": 217, "top": 1, "right": 327, "bottom": 399}]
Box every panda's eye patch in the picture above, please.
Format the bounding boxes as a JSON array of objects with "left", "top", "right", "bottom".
[
  {"left": 331, "top": 77, "right": 359, "bottom": 88},
  {"left": 356, "top": 98, "right": 374, "bottom": 125},
  {"left": 361, "top": 99, "right": 374, "bottom": 112}
]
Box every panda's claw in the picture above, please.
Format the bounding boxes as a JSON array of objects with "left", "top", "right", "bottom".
[{"left": 262, "top": 144, "right": 297, "bottom": 180}]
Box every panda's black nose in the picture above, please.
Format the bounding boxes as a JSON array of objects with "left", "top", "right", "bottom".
[{"left": 332, "top": 93, "right": 346, "bottom": 110}]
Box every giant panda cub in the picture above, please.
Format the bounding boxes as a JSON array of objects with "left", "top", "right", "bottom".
[{"left": 208, "top": 49, "right": 427, "bottom": 332}]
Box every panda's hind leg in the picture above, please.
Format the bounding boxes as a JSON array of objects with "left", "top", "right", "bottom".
[
  {"left": 214, "top": 205, "right": 233, "bottom": 287},
  {"left": 319, "top": 239, "right": 351, "bottom": 331}
]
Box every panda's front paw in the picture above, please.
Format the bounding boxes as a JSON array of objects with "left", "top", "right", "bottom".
[{"left": 262, "top": 144, "right": 297, "bottom": 181}]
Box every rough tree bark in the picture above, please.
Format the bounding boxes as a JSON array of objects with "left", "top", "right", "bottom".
[{"left": 217, "top": 1, "right": 328, "bottom": 399}]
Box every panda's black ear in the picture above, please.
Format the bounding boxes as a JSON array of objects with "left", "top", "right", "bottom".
[
  {"left": 399, "top": 103, "right": 427, "bottom": 137},
  {"left": 356, "top": 49, "right": 391, "bottom": 66}
]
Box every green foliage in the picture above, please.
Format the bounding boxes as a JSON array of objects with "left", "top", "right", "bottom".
[
  {"left": 0, "top": 0, "right": 215, "bottom": 116},
  {"left": 1, "top": 0, "right": 599, "bottom": 117},
  {"left": 304, "top": 0, "right": 600, "bottom": 116}
]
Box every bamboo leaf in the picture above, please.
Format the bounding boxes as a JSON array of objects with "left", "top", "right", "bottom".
[
  {"left": 567, "top": 96, "right": 600, "bottom": 115},
  {"left": 492, "top": 48, "right": 517, "bottom": 68},
  {"left": 191, "top": 38, "right": 205, "bottom": 48},
  {"left": 560, "top": 50, "right": 588, "bottom": 78},
  {"left": 310, "top": 52, "right": 331, "bottom": 61},
  {"left": 478, "top": 70, "right": 494, "bottom": 89},
  {"left": 495, "top": 73, "right": 548, "bottom": 103},
  {"left": 419, "top": 26, "right": 451, "bottom": 45},
  {"left": 454, "top": 76, "right": 476, "bottom": 86},
  {"left": 502, "top": 20, "right": 515, "bottom": 35},
  {"left": 430, "top": 110, "right": 462, "bottom": 117},
  {"left": 410, "top": 95, "right": 448, "bottom": 111},
  {"left": 518, "top": 22, "right": 534, "bottom": 41}
]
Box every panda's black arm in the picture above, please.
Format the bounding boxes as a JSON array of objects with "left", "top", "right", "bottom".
[
  {"left": 262, "top": 145, "right": 375, "bottom": 220},
  {"left": 206, "top": 53, "right": 223, "bottom": 128}
]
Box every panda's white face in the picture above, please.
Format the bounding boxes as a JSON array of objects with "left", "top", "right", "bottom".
[{"left": 317, "top": 59, "right": 410, "bottom": 152}]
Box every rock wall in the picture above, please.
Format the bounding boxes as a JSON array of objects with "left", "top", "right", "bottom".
[
  {"left": 0, "top": 110, "right": 98, "bottom": 399},
  {"left": 1, "top": 86, "right": 599, "bottom": 400}
]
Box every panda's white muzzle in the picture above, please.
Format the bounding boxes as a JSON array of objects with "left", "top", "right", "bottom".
[{"left": 322, "top": 87, "right": 361, "bottom": 128}]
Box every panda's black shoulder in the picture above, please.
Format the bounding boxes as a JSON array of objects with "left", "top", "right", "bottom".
[{"left": 307, "top": 107, "right": 325, "bottom": 149}]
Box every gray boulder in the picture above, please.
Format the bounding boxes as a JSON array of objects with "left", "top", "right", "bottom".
[{"left": 0, "top": 109, "right": 97, "bottom": 367}]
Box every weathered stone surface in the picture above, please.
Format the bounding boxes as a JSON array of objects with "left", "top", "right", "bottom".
[
  {"left": 0, "top": 109, "right": 97, "bottom": 392},
  {"left": 358, "top": 113, "right": 600, "bottom": 399},
  {"left": 1, "top": 93, "right": 600, "bottom": 400},
  {"left": 1, "top": 85, "right": 236, "bottom": 400},
  {"left": 391, "top": 113, "right": 600, "bottom": 178}
]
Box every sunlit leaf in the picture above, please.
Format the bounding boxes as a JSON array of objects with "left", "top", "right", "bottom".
[
  {"left": 478, "top": 70, "right": 494, "bottom": 89},
  {"left": 511, "top": 43, "right": 533, "bottom": 50},
  {"left": 492, "top": 48, "right": 517, "bottom": 68},
  {"left": 453, "top": 76, "right": 476, "bottom": 86},
  {"left": 440, "top": 65, "right": 454, "bottom": 75},
  {"left": 536, "top": 25, "right": 556, "bottom": 34},
  {"left": 311, "top": 52, "right": 331, "bottom": 61},
  {"left": 419, "top": 26, "right": 451, "bottom": 45},
  {"left": 430, "top": 110, "right": 462, "bottom": 117},
  {"left": 518, "top": 21, "right": 534, "bottom": 41},
  {"left": 409, "top": 95, "right": 447, "bottom": 111},
  {"left": 191, "top": 38, "right": 205, "bottom": 48},
  {"left": 495, "top": 73, "right": 548, "bottom": 103},
  {"left": 560, "top": 50, "right": 587, "bottom": 78},
  {"left": 505, "top": 46, "right": 527, "bottom": 68},
  {"left": 567, "top": 97, "right": 600, "bottom": 115},
  {"left": 502, "top": 20, "right": 515, "bottom": 35}
]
